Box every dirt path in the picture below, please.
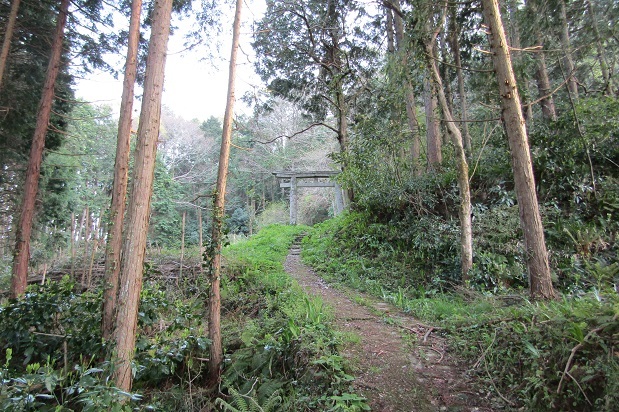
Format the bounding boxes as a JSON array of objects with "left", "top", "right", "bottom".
[{"left": 284, "top": 240, "right": 496, "bottom": 412}]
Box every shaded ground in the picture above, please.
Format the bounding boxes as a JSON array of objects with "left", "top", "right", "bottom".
[{"left": 284, "top": 239, "right": 496, "bottom": 412}]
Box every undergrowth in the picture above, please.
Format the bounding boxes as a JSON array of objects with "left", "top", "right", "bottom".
[
  {"left": 302, "top": 212, "right": 619, "bottom": 411},
  {"left": 217, "top": 224, "right": 368, "bottom": 411},
  {"left": 0, "top": 224, "right": 367, "bottom": 411}
]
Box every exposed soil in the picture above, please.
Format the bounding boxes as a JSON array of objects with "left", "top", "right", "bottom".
[{"left": 284, "top": 238, "right": 497, "bottom": 412}]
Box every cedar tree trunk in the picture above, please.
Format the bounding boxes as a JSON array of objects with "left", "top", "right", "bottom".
[
  {"left": 112, "top": 0, "right": 173, "bottom": 391},
  {"left": 10, "top": 0, "right": 70, "bottom": 298},
  {"left": 0, "top": 0, "right": 21, "bottom": 91},
  {"left": 208, "top": 0, "right": 242, "bottom": 386},
  {"left": 102, "top": 0, "right": 143, "bottom": 340},
  {"left": 559, "top": 0, "right": 578, "bottom": 99},
  {"left": 390, "top": 0, "right": 421, "bottom": 173},
  {"left": 481, "top": 0, "right": 556, "bottom": 299},
  {"left": 449, "top": 13, "right": 472, "bottom": 155}
]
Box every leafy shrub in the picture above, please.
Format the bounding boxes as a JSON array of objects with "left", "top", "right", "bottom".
[
  {"left": 0, "top": 277, "right": 103, "bottom": 369},
  {"left": 0, "top": 349, "right": 142, "bottom": 411}
]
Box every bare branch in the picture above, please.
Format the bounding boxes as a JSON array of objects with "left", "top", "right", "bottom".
[{"left": 250, "top": 122, "right": 338, "bottom": 145}]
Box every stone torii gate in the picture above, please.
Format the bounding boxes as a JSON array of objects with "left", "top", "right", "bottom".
[{"left": 273, "top": 171, "right": 344, "bottom": 225}]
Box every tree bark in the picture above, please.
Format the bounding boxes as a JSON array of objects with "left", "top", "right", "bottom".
[
  {"left": 481, "top": 0, "right": 556, "bottom": 299},
  {"left": 585, "top": 0, "right": 614, "bottom": 95},
  {"left": 10, "top": 0, "right": 70, "bottom": 298},
  {"left": 449, "top": 11, "right": 472, "bottom": 155},
  {"left": 526, "top": 0, "right": 557, "bottom": 121},
  {"left": 0, "top": 0, "right": 21, "bottom": 91},
  {"left": 424, "top": 78, "right": 442, "bottom": 170},
  {"left": 87, "top": 218, "right": 99, "bottom": 289},
  {"left": 426, "top": 9, "right": 473, "bottom": 279},
  {"left": 389, "top": 0, "right": 421, "bottom": 173},
  {"left": 179, "top": 210, "right": 185, "bottom": 285},
  {"left": 385, "top": 7, "right": 395, "bottom": 54},
  {"left": 197, "top": 202, "right": 204, "bottom": 261},
  {"left": 558, "top": 0, "right": 578, "bottom": 99},
  {"left": 506, "top": 1, "right": 534, "bottom": 126},
  {"left": 102, "top": 0, "right": 143, "bottom": 341},
  {"left": 534, "top": 46, "right": 557, "bottom": 121},
  {"left": 81, "top": 206, "right": 91, "bottom": 286},
  {"left": 70, "top": 211, "right": 75, "bottom": 277},
  {"left": 208, "top": 0, "right": 242, "bottom": 387},
  {"left": 112, "top": 0, "right": 173, "bottom": 391}
]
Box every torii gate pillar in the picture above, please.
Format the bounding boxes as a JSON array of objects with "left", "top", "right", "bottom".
[{"left": 289, "top": 176, "right": 298, "bottom": 225}]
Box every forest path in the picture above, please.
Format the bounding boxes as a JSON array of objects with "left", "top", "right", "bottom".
[{"left": 284, "top": 237, "right": 494, "bottom": 412}]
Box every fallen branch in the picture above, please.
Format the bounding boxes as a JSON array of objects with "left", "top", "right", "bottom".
[
  {"left": 484, "top": 356, "right": 514, "bottom": 405},
  {"left": 566, "top": 371, "right": 592, "bottom": 406},
  {"left": 426, "top": 346, "right": 444, "bottom": 363},
  {"left": 557, "top": 315, "right": 617, "bottom": 394},
  {"left": 423, "top": 327, "right": 435, "bottom": 342},
  {"left": 473, "top": 330, "right": 497, "bottom": 370}
]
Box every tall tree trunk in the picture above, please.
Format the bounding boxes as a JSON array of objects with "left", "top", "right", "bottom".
[
  {"left": 385, "top": 7, "right": 395, "bottom": 54},
  {"left": 335, "top": 81, "right": 353, "bottom": 204},
  {"left": 507, "top": 1, "right": 534, "bottom": 126},
  {"left": 426, "top": 8, "right": 473, "bottom": 279},
  {"left": 439, "top": 33, "right": 454, "bottom": 116},
  {"left": 102, "top": 0, "right": 143, "bottom": 341},
  {"left": 70, "top": 211, "right": 75, "bottom": 277},
  {"left": 559, "top": 0, "right": 578, "bottom": 99},
  {"left": 449, "top": 11, "right": 472, "bottom": 155},
  {"left": 208, "top": 0, "right": 242, "bottom": 387},
  {"left": 179, "top": 210, "right": 185, "bottom": 285},
  {"left": 424, "top": 78, "right": 442, "bottom": 170},
  {"left": 197, "top": 202, "right": 203, "bottom": 262},
  {"left": 534, "top": 47, "right": 557, "bottom": 121},
  {"left": 87, "top": 218, "right": 99, "bottom": 289},
  {"left": 526, "top": 0, "right": 558, "bottom": 121},
  {"left": 481, "top": 0, "right": 556, "bottom": 299},
  {"left": 0, "top": 0, "right": 21, "bottom": 91},
  {"left": 77, "top": 207, "right": 87, "bottom": 246},
  {"left": 81, "top": 206, "right": 91, "bottom": 286},
  {"left": 585, "top": 0, "right": 614, "bottom": 95},
  {"left": 390, "top": 0, "right": 421, "bottom": 173},
  {"left": 10, "top": 0, "right": 70, "bottom": 298},
  {"left": 112, "top": 0, "right": 173, "bottom": 391}
]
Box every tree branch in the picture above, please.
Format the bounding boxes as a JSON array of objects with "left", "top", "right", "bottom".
[{"left": 250, "top": 122, "right": 338, "bottom": 144}]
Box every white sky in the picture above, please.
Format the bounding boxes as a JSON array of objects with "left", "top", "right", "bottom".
[{"left": 74, "top": 1, "right": 265, "bottom": 122}]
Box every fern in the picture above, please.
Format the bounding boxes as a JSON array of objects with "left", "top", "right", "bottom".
[{"left": 215, "top": 384, "right": 282, "bottom": 412}]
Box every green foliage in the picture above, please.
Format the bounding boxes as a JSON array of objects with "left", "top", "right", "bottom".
[
  {"left": 0, "top": 349, "right": 142, "bottom": 411},
  {"left": 227, "top": 207, "right": 250, "bottom": 235},
  {"left": 0, "top": 274, "right": 213, "bottom": 409},
  {"left": 303, "top": 211, "right": 462, "bottom": 294},
  {"left": 303, "top": 212, "right": 619, "bottom": 410},
  {"left": 445, "top": 296, "right": 619, "bottom": 411},
  {"left": 219, "top": 225, "right": 368, "bottom": 411},
  {"left": 133, "top": 280, "right": 211, "bottom": 385},
  {"left": 0, "top": 277, "right": 103, "bottom": 368},
  {"left": 149, "top": 156, "right": 183, "bottom": 248},
  {"left": 533, "top": 97, "right": 619, "bottom": 217},
  {"left": 215, "top": 383, "right": 283, "bottom": 412},
  {"left": 255, "top": 202, "right": 289, "bottom": 229}
]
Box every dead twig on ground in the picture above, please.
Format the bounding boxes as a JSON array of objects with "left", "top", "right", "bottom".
[{"left": 484, "top": 356, "right": 514, "bottom": 405}]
